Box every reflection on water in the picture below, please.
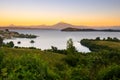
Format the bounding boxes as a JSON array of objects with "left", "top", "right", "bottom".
[{"left": 3, "top": 30, "right": 120, "bottom": 52}]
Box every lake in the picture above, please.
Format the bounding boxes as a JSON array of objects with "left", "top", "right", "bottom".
[{"left": 3, "top": 29, "right": 120, "bottom": 52}]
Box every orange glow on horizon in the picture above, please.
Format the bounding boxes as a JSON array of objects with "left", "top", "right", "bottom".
[
  {"left": 0, "top": 17, "right": 120, "bottom": 26},
  {"left": 1, "top": 0, "right": 120, "bottom": 27},
  {"left": 0, "top": 19, "right": 120, "bottom": 27},
  {"left": 0, "top": 12, "right": 120, "bottom": 27}
]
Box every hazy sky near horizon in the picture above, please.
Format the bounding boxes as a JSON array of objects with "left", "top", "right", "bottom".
[{"left": 0, "top": 0, "right": 120, "bottom": 26}]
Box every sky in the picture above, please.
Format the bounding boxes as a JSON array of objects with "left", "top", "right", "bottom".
[{"left": 0, "top": 0, "right": 120, "bottom": 27}]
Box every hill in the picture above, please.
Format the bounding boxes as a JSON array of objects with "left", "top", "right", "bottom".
[{"left": 51, "top": 22, "right": 74, "bottom": 29}]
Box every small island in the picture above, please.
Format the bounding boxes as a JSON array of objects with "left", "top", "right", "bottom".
[
  {"left": 61, "top": 27, "right": 120, "bottom": 32},
  {"left": 0, "top": 29, "right": 37, "bottom": 39}
]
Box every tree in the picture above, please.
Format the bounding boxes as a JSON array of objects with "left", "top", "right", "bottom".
[
  {"left": 107, "top": 37, "right": 112, "bottom": 41},
  {"left": 5, "top": 29, "right": 9, "bottom": 32},
  {"left": 97, "top": 65, "right": 120, "bottom": 80},
  {"left": 66, "top": 38, "right": 77, "bottom": 54},
  {"left": 51, "top": 46, "right": 58, "bottom": 52},
  {"left": 30, "top": 40, "right": 35, "bottom": 43},
  {"left": 96, "top": 37, "right": 100, "bottom": 40},
  {"left": 103, "top": 38, "right": 106, "bottom": 41},
  {"left": 0, "top": 36, "right": 3, "bottom": 47},
  {"left": 8, "top": 41, "right": 14, "bottom": 47},
  {"left": 17, "top": 41, "right": 21, "bottom": 44},
  {"left": 113, "top": 37, "right": 119, "bottom": 42}
]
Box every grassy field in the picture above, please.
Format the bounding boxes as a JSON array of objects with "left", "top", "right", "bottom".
[
  {"left": 92, "top": 41, "right": 120, "bottom": 50},
  {"left": 1, "top": 48, "right": 65, "bottom": 67},
  {"left": 0, "top": 47, "right": 67, "bottom": 80}
]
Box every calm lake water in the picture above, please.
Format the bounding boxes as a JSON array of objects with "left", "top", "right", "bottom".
[{"left": 3, "top": 29, "right": 120, "bottom": 52}]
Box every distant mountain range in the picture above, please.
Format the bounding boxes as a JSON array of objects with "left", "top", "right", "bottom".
[{"left": 0, "top": 22, "right": 120, "bottom": 30}]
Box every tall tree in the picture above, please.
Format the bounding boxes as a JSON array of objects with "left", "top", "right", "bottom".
[{"left": 66, "top": 38, "right": 77, "bottom": 53}]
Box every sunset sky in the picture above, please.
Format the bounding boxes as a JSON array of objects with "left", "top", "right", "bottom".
[{"left": 0, "top": 0, "right": 120, "bottom": 27}]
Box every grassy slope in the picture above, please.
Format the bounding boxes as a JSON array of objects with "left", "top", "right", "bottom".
[
  {"left": 1, "top": 40, "right": 120, "bottom": 79},
  {"left": 1, "top": 48, "right": 65, "bottom": 67},
  {"left": 2, "top": 41, "right": 119, "bottom": 66},
  {"left": 93, "top": 41, "right": 120, "bottom": 50},
  {"left": 2, "top": 41, "right": 119, "bottom": 65}
]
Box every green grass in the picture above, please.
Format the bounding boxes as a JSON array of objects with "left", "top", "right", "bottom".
[
  {"left": 0, "top": 48, "right": 66, "bottom": 79},
  {"left": 93, "top": 41, "right": 120, "bottom": 50},
  {"left": 1, "top": 48, "right": 65, "bottom": 67}
]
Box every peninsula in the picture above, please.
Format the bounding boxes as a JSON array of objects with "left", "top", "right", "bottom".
[{"left": 0, "top": 29, "right": 37, "bottom": 39}]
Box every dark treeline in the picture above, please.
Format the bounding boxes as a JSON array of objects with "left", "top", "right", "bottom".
[
  {"left": 83, "top": 37, "right": 120, "bottom": 42},
  {"left": 16, "top": 34, "right": 37, "bottom": 38}
]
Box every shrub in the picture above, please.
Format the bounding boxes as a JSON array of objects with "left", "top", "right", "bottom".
[
  {"left": 51, "top": 46, "right": 58, "bottom": 52},
  {"left": 2, "top": 41, "right": 14, "bottom": 48},
  {"left": 97, "top": 65, "right": 120, "bottom": 80},
  {"left": 71, "top": 66, "right": 90, "bottom": 80},
  {"left": 0, "top": 49, "right": 4, "bottom": 68},
  {"left": 14, "top": 46, "right": 19, "bottom": 48},
  {"left": 65, "top": 54, "right": 81, "bottom": 67},
  {"left": 6, "top": 41, "right": 14, "bottom": 48},
  {"left": 17, "top": 41, "right": 21, "bottom": 44},
  {"left": 0, "top": 53, "right": 59, "bottom": 80},
  {"left": 30, "top": 40, "right": 35, "bottom": 43},
  {"left": 28, "top": 47, "right": 36, "bottom": 49},
  {"left": 96, "top": 37, "right": 100, "bottom": 40},
  {"left": 0, "top": 37, "right": 3, "bottom": 47}
]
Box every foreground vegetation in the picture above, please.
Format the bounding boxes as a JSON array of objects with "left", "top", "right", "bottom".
[{"left": 0, "top": 37, "right": 120, "bottom": 80}]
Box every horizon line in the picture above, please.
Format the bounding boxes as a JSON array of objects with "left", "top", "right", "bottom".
[{"left": 0, "top": 22, "right": 120, "bottom": 28}]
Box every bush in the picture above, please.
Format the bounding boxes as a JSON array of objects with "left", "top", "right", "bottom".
[
  {"left": 30, "top": 40, "right": 35, "bottom": 43},
  {"left": 51, "top": 46, "right": 58, "bottom": 52},
  {"left": 14, "top": 46, "right": 19, "bottom": 48},
  {"left": 0, "top": 49, "right": 4, "bottom": 68},
  {"left": 8, "top": 41, "right": 14, "bottom": 47},
  {"left": 71, "top": 66, "right": 90, "bottom": 80},
  {"left": 3, "top": 41, "right": 14, "bottom": 48},
  {"left": 97, "top": 65, "right": 120, "bottom": 80},
  {"left": 65, "top": 53, "right": 82, "bottom": 67},
  {"left": 17, "top": 41, "right": 21, "bottom": 44},
  {"left": 0, "top": 53, "right": 59, "bottom": 80},
  {"left": 0, "top": 37, "right": 3, "bottom": 47},
  {"left": 28, "top": 47, "right": 36, "bottom": 49},
  {"left": 96, "top": 37, "right": 100, "bottom": 40}
]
